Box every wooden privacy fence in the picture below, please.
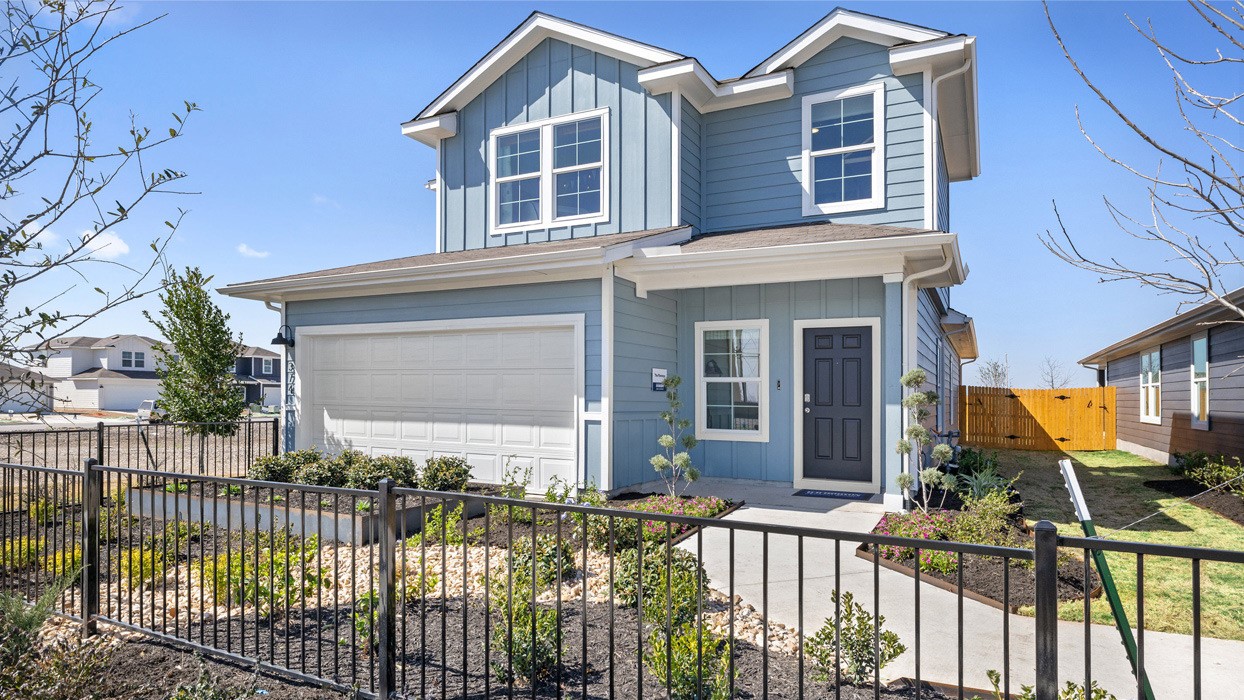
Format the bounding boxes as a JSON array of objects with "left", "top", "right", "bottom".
[{"left": 958, "top": 385, "right": 1116, "bottom": 451}]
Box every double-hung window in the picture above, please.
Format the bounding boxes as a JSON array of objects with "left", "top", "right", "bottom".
[
  {"left": 262, "top": 358, "right": 274, "bottom": 375},
  {"left": 1140, "top": 347, "right": 1161, "bottom": 424},
  {"left": 694, "top": 320, "right": 769, "bottom": 442},
  {"left": 490, "top": 108, "right": 609, "bottom": 234},
  {"left": 802, "top": 82, "right": 886, "bottom": 216},
  {"left": 122, "top": 351, "right": 145, "bottom": 369},
  {"left": 1191, "top": 333, "right": 1209, "bottom": 429}
]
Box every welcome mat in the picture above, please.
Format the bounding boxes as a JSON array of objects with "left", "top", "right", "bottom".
[{"left": 792, "top": 489, "right": 873, "bottom": 501}]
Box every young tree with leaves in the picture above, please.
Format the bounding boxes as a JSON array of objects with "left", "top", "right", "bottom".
[
  {"left": 144, "top": 268, "right": 245, "bottom": 432},
  {"left": 2, "top": 1, "right": 197, "bottom": 409},
  {"left": 649, "top": 375, "right": 699, "bottom": 497}
]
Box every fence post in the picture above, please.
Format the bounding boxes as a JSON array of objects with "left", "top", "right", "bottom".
[
  {"left": 1034, "top": 520, "right": 1059, "bottom": 700},
  {"left": 81, "top": 458, "right": 101, "bottom": 639},
  {"left": 95, "top": 422, "right": 104, "bottom": 467},
  {"left": 271, "top": 417, "right": 280, "bottom": 456},
  {"left": 376, "top": 478, "right": 397, "bottom": 699}
]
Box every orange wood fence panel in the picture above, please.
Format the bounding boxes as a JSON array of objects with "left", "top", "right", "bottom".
[{"left": 958, "top": 385, "right": 1116, "bottom": 451}]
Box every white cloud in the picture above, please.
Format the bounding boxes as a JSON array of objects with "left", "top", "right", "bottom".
[
  {"left": 237, "top": 243, "right": 270, "bottom": 259},
  {"left": 80, "top": 230, "right": 129, "bottom": 260},
  {"left": 23, "top": 224, "right": 62, "bottom": 253},
  {"left": 311, "top": 193, "right": 340, "bottom": 209}
]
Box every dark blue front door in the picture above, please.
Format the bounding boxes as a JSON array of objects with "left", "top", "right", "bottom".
[{"left": 802, "top": 326, "right": 872, "bottom": 482}]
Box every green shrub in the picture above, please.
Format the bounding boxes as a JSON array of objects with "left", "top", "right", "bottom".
[
  {"left": 614, "top": 546, "right": 706, "bottom": 627},
  {"left": 950, "top": 489, "right": 1024, "bottom": 549},
  {"left": 957, "top": 447, "right": 999, "bottom": 476},
  {"left": 872, "top": 511, "right": 958, "bottom": 575},
  {"left": 1187, "top": 455, "right": 1244, "bottom": 496},
  {"left": 351, "top": 590, "right": 380, "bottom": 650},
  {"left": 644, "top": 627, "right": 732, "bottom": 700},
  {"left": 401, "top": 566, "right": 440, "bottom": 600},
  {"left": 123, "top": 545, "right": 167, "bottom": 588},
  {"left": 957, "top": 465, "right": 1009, "bottom": 500},
  {"left": 407, "top": 502, "right": 466, "bottom": 548},
  {"left": 806, "top": 590, "right": 905, "bottom": 685},
  {"left": 96, "top": 506, "right": 136, "bottom": 543},
  {"left": 28, "top": 498, "right": 55, "bottom": 525},
  {"left": 489, "top": 588, "right": 561, "bottom": 685},
  {"left": 422, "top": 456, "right": 472, "bottom": 492},
  {"left": 347, "top": 454, "right": 419, "bottom": 489},
  {"left": 248, "top": 452, "right": 296, "bottom": 483},
  {"left": 295, "top": 453, "right": 347, "bottom": 487},
  {"left": 494, "top": 459, "right": 535, "bottom": 524},
  {"left": 168, "top": 655, "right": 259, "bottom": 700},
  {"left": 1172, "top": 450, "right": 1211, "bottom": 477},
  {"left": 507, "top": 533, "right": 577, "bottom": 589},
  {"left": 203, "top": 531, "right": 326, "bottom": 611},
  {"left": 40, "top": 546, "right": 81, "bottom": 575},
  {"left": 980, "top": 670, "right": 1118, "bottom": 700},
  {"left": 1, "top": 536, "right": 42, "bottom": 569},
  {"left": 0, "top": 582, "right": 115, "bottom": 700}
]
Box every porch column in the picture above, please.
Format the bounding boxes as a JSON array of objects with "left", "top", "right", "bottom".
[{"left": 882, "top": 277, "right": 904, "bottom": 511}]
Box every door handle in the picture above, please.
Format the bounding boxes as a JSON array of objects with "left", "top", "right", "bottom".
[{"left": 804, "top": 407, "right": 811, "bottom": 414}]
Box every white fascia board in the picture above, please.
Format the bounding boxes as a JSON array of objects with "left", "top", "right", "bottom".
[
  {"left": 892, "top": 37, "right": 980, "bottom": 182},
  {"left": 638, "top": 59, "right": 793, "bottom": 113},
  {"left": 888, "top": 35, "right": 971, "bottom": 74},
  {"left": 617, "top": 232, "right": 963, "bottom": 295},
  {"left": 401, "top": 112, "right": 459, "bottom": 147},
  {"left": 745, "top": 8, "right": 946, "bottom": 78},
  {"left": 418, "top": 13, "right": 682, "bottom": 119}
]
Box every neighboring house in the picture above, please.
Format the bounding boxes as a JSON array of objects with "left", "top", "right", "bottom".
[
  {"left": 235, "top": 345, "right": 281, "bottom": 407},
  {"left": 30, "top": 335, "right": 164, "bottom": 411},
  {"left": 221, "top": 9, "right": 980, "bottom": 507},
  {"left": 0, "top": 362, "right": 52, "bottom": 413},
  {"left": 1081, "top": 289, "right": 1244, "bottom": 465}
]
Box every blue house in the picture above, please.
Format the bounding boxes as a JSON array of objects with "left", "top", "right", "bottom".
[{"left": 222, "top": 8, "right": 980, "bottom": 508}]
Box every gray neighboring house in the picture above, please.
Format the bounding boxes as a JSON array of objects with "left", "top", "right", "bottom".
[
  {"left": 1081, "top": 288, "right": 1244, "bottom": 465},
  {"left": 221, "top": 9, "right": 981, "bottom": 507},
  {"left": 29, "top": 334, "right": 164, "bottom": 411},
  {"left": 0, "top": 362, "right": 52, "bottom": 413},
  {"left": 236, "top": 345, "right": 281, "bottom": 407}
]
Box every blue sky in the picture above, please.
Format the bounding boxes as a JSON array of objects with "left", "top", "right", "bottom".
[{"left": 12, "top": 1, "right": 1236, "bottom": 386}]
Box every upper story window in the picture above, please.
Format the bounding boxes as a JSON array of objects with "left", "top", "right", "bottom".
[
  {"left": 694, "top": 320, "right": 769, "bottom": 443},
  {"left": 262, "top": 358, "right": 274, "bottom": 375},
  {"left": 489, "top": 108, "right": 610, "bottom": 235},
  {"left": 122, "top": 351, "right": 145, "bottom": 369},
  {"left": 1191, "top": 333, "right": 1209, "bottom": 429},
  {"left": 1140, "top": 346, "right": 1161, "bottom": 424},
  {"left": 801, "top": 82, "right": 886, "bottom": 216}
]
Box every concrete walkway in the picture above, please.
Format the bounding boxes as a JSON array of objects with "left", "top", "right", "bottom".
[{"left": 676, "top": 481, "right": 1242, "bottom": 699}]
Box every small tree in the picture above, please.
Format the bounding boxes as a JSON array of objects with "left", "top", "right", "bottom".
[
  {"left": 649, "top": 375, "right": 699, "bottom": 497},
  {"left": 893, "top": 369, "right": 956, "bottom": 513},
  {"left": 977, "top": 358, "right": 1011, "bottom": 388},
  {"left": 1039, "top": 356, "right": 1072, "bottom": 389},
  {"left": 144, "top": 267, "right": 245, "bottom": 432}
]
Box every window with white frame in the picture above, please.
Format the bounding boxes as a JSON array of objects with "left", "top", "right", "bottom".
[
  {"left": 262, "top": 357, "right": 274, "bottom": 375},
  {"left": 1140, "top": 347, "right": 1161, "bottom": 424},
  {"left": 802, "top": 82, "right": 885, "bottom": 216},
  {"left": 490, "top": 109, "right": 609, "bottom": 234},
  {"left": 1191, "top": 333, "right": 1209, "bottom": 428},
  {"left": 122, "top": 351, "right": 145, "bottom": 369},
  {"left": 694, "top": 320, "right": 768, "bottom": 442}
]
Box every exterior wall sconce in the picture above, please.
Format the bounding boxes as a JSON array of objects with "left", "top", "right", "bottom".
[{"left": 271, "top": 325, "right": 295, "bottom": 347}]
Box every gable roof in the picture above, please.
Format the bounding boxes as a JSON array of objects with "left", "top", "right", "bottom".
[
  {"left": 238, "top": 345, "right": 280, "bottom": 358},
  {"left": 68, "top": 368, "right": 160, "bottom": 381},
  {"left": 743, "top": 7, "right": 948, "bottom": 78},
  {"left": 414, "top": 12, "right": 683, "bottom": 121},
  {"left": 1079, "top": 288, "right": 1244, "bottom": 367},
  {"left": 89, "top": 334, "right": 161, "bottom": 349}
]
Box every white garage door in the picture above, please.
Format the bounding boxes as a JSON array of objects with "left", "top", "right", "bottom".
[
  {"left": 99, "top": 381, "right": 160, "bottom": 411},
  {"left": 303, "top": 320, "right": 580, "bottom": 489}
]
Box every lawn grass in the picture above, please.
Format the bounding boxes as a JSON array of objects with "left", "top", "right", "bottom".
[{"left": 990, "top": 448, "right": 1244, "bottom": 640}]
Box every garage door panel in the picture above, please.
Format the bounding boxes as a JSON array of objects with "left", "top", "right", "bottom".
[{"left": 308, "top": 323, "right": 578, "bottom": 489}]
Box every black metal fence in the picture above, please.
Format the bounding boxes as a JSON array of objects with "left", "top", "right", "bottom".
[
  {"left": 0, "top": 419, "right": 279, "bottom": 477},
  {"left": 2, "top": 459, "right": 1242, "bottom": 700}
]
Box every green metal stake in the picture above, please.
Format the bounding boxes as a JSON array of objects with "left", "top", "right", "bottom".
[{"left": 1059, "top": 459, "right": 1155, "bottom": 700}]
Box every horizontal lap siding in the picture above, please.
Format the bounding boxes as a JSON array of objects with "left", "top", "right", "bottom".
[
  {"left": 701, "top": 37, "right": 925, "bottom": 233},
  {"left": 680, "top": 98, "right": 702, "bottom": 229},
  {"left": 285, "top": 280, "right": 603, "bottom": 411},
  {"left": 612, "top": 278, "right": 679, "bottom": 489},
  {"left": 936, "top": 143, "right": 950, "bottom": 231},
  {"left": 441, "top": 39, "right": 672, "bottom": 252},
  {"left": 1106, "top": 324, "right": 1244, "bottom": 460}
]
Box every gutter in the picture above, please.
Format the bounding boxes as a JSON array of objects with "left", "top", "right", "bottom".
[
  {"left": 899, "top": 248, "right": 955, "bottom": 485},
  {"left": 929, "top": 55, "right": 973, "bottom": 230}
]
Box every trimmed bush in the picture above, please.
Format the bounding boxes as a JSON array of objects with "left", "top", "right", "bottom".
[
  {"left": 614, "top": 546, "right": 707, "bottom": 627},
  {"left": 347, "top": 454, "right": 419, "bottom": 490},
  {"left": 507, "top": 533, "right": 577, "bottom": 589},
  {"left": 247, "top": 452, "right": 297, "bottom": 483},
  {"left": 295, "top": 453, "right": 347, "bottom": 487},
  {"left": 422, "top": 456, "right": 472, "bottom": 492},
  {"left": 806, "top": 589, "right": 905, "bottom": 685},
  {"left": 644, "top": 626, "right": 732, "bottom": 700}
]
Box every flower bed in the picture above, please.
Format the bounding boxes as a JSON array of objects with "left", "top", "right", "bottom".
[{"left": 610, "top": 493, "right": 737, "bottom": 545}]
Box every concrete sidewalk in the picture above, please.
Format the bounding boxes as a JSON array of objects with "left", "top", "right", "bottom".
[{"left": 676, "top": 488, "right": 1241, "bottom": 699}]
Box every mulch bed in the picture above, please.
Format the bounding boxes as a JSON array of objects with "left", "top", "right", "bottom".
[{"left": 1145, "top": 477, "right": 1244, "bottom": 527}]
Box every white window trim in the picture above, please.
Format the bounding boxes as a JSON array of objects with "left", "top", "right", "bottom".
[
  {"left": 262, "top": 357, "right": 274, "bottom": 375},
  {"left": 1190, "top": 332, "right": 1210, "bottom": 429},
  {"left": 693, "top": 319, "right": 769, "bottom": 443},
  {"left": 488, "top": 107, "right": 611, "bottom": 236},
  {"left": 801, "top": 81, "right": 887, "bottom": 217},
  {"left": 1140, "top": 345, "right": 1161, "bottom": 425},
  {"left": 134, "top": 351, "right": 145, "bottom": 368}
]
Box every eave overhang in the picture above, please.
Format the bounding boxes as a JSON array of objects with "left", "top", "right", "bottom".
[
  {"left": 217, "top": 227, "right": 693, "bottom": 304},
  {"left": 889, "top": 35, "right": 979, "bottom": 181},
  {"left": 401, "top": 113, "right": 458, "bottom": 147},
  {"left": 638, "top": 59, "right": 794, "bottom": 113},
  {"left": 614, "top": 232, "right": 965, "bottom": 298},
  {"left": 1079, "top": 288, "right": 1244, "bottom": 367},
  {"left": 940, "top": 308, "right": 979, "bottom": 361}
]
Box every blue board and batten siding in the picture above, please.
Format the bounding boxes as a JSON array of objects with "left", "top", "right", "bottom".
[
  {"left": 610, "top": 277, "right": 903, "bottom": 489},
  {"left": 439, "top": 38, "right": 673, "bottom": 252},
  {"left": 700, "top": 37, "right": 925, "bottom": 233}
]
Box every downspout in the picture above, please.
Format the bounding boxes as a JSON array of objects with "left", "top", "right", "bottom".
[
  {"left": 928, "top": 56, "right": 973, "bottom": 232},
  {"left": 265, "top": 300, "right": 286, "bottom": 452},
  {"left": 900, "top": 250, "right": 955, "bottom": 485}
]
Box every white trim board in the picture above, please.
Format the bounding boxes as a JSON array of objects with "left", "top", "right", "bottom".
[
  {"left": 800, "top": 81, "right": 887, "bottom": 217},
  {"left": 692, "top": 319, "right": 771, "bottom": 443},
  {"left": 792, "top": 317, "right": 883, "bottom": 493}
]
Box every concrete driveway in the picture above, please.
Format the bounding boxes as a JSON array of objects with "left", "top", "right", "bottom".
[{"left": 675, "top": 481, "right": 1242, "bottom": 699}]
